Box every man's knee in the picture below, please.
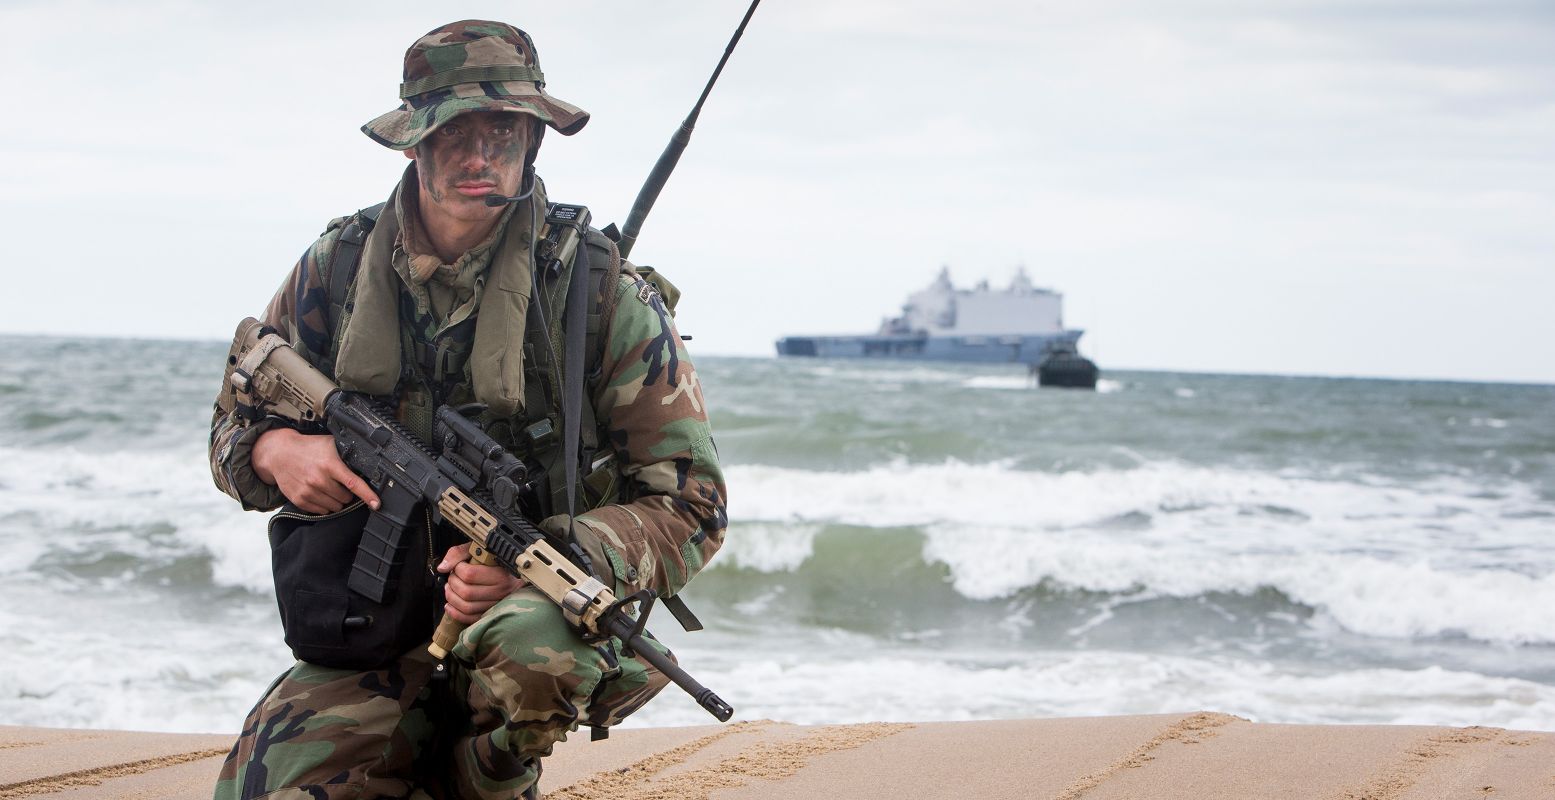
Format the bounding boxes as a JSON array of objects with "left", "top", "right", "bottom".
[
  {"left": 454, "top": 588, "right": 611, "bottom": 723},
  {"left": 445, "top": 589, "right": 610, "bottom": 797},
  {"left": 587, "top": 635, "right": 675, "bottom": 729}
]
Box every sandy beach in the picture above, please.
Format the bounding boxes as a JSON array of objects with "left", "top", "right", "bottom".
[{"left": 3, "top": 713, "right": 1552, "bottom": 799}]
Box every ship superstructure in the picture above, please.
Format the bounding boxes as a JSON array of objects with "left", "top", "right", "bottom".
[{"left": 776, "top": 267, "right": 1087, "bottom": 368}]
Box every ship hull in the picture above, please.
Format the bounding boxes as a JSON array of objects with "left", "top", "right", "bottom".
[{"left": 775, "top": 330, "right": 1083, "bottom": 366}]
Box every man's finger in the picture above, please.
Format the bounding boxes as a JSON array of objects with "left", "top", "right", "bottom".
[
  {"left": 452, "top": 561, "right": 509, "bottom": 584},
  {"left": 449, "top": 562, "right": 502, "bottom": 588},
  {"left": 443, "top": 591, "right": 476, "bottom": 615},
  {"left": 438, "top": 543, "right": 471, "bottom": 573},
  {"left": 331, "top": 462, "right": 381, "bottom": 510},
  {"left": 297, "top": 491, "right": 336, "bottom": 515},
  {"left": 448, "top": 577, "right": 512, "bottom": 602},
  {"left": 317, "top": 479, "right": 354, "bottom": 507},
  {"left": 442, "top": 597, "right": 479, "bottom": 624}
]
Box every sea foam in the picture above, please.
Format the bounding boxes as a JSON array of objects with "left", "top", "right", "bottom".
[
  {"left": 0, "top": 444, "right": 274, "bottom": 592},
  {"left": 621, "top": 645, "right": 1555, "bottom": 732},
  {"left": 721, "top": 460, "right": 1555, "bottom": 644}
]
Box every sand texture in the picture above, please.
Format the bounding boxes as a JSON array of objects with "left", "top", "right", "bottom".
[{"left": 1, "top": 714, "right": 1552, "bottom": 799}]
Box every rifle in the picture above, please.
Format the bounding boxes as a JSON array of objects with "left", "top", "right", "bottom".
[{"left": 220, "top": 316, "right": 733, "bottom": 722}]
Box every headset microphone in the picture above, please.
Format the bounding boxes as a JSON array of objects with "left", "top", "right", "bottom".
[{"left": 483, "top": 166, "right": 537, "bottom": 206}]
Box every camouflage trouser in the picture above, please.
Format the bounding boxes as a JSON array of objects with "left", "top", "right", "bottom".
[{"left": 214, "top": 588, "right": 672, "bottom": 800}]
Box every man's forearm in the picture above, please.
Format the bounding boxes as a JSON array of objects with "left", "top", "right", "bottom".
[
  {"left": 543, "top": 448, "right": 728, "bottom": 600},
  {"left": 209, "top": 410, "right": 287, "bottom": 511}
]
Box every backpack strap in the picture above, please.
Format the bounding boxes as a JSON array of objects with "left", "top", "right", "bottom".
[
  {"left": 582, "top": 228, "right": 622, "bottom": 386},
  {"left": 326, "top": 202, "right": 387, "bottom": 330}
]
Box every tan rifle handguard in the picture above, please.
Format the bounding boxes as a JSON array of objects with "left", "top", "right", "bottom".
[{"left": 427, "top": 489, "right": 616, "bottom": 660}]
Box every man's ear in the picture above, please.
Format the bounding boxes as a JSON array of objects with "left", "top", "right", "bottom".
[
  {"left": 404, "top": 148, "right": 417, "bottom": 161},
  {"left": 525, "top": 118, "right": 544, "bottom": 171}
]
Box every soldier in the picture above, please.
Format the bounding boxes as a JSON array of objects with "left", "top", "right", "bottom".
[{"left": 207, "top": 20, "right": 728, "bottom": 800}]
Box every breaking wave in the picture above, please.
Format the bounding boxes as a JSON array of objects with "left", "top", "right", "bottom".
[{"left": 716, "top": 461, "right": 1555, "bottom": 645}]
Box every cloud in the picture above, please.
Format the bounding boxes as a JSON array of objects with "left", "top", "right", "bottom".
[{"left": 1, "top": 0, "right": 1551, "bottom": 381}]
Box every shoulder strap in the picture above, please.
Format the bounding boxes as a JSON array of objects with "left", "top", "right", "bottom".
[
  {"left": 326, "top": 202, "right": 387, "bottom": 329},
  {"left": 582, "top": 228, "right": 622, "bottom": 384}
]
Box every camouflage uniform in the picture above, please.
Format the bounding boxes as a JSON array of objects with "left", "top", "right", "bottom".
[{"left": 208, "top": 21, "right": 726, "bottom": 800}]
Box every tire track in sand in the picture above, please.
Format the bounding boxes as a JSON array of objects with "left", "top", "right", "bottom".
[
  {"left": 1332, "top": 726, "right": 1505, "bottom": 800},
  {"left": 0, "top": 748, "right": 230, "bottom": 798},
  {"left": 544, "top": 720, "right": 912, "bottom": 800},
  {"left": 1051, "top": 711, "right": 1245, "bottom": 800}
]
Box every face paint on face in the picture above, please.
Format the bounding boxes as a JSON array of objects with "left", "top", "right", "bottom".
[{"left": 410, "top": 110, "right": 534, "bottom": 223}]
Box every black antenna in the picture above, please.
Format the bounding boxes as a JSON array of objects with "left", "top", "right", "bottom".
[{"left": 614, "top": 0, "right": 761, "bottom": 260}]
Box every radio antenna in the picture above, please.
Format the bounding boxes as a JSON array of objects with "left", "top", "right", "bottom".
[{"left": 613, "top": 0, "right": 761, "bottom": 260}]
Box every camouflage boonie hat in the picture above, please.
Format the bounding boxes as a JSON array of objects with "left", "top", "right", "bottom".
[{"left": 363, "top": 20, "right": 589, "bottom": 150}]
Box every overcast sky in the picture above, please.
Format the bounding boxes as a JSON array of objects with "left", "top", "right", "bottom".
[{"left": 2, "top": 0, "right": 1551, "bottom": 382}]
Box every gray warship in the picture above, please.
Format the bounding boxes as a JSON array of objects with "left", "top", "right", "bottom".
[{"left": 775, "top": 267, "right": 1099, "bottom": 387}]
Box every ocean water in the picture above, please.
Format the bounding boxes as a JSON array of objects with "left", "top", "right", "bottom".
[{"left": 1, "top": 335, "right": 1552, "bottom": 734}]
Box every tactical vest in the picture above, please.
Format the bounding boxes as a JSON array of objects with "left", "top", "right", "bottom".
[{"left": 316, "top": 201, "right": 675, "bottom": 522}]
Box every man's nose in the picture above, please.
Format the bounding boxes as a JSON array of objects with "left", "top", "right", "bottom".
[{"left": 459, "top": 137, "right": 490, "bottom": 171}]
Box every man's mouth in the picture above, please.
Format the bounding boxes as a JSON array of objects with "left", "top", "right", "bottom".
[{"left": 454, "top": 181, "right": 498, "bottom": 198}]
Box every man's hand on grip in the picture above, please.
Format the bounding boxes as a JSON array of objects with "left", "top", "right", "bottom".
[
  {"left": 252, "top": 427, "right": 381, "bottom": 514},
  {"left": 439, "top": 543, "right": 525, "bottom": 624}
]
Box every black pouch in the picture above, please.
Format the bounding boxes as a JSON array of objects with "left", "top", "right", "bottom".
[{"left": 268, "top": 501, "right": 441, "bottom": 669}]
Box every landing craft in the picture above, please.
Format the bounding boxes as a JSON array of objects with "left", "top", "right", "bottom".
[{"left": 775, "top": 267, "right": 1100, "bottom": 388}]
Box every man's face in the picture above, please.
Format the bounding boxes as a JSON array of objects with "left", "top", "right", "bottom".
[{"left": 409, "top": 110, "right": 533, "bottom": 222}]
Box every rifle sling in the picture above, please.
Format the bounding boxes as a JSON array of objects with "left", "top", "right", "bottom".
[{"left": 565, "top": 219, "right": 603, "bottom": 743}]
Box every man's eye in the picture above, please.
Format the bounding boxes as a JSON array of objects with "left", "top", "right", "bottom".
[
  {"left": 437, "top": 125, "right": 461, "bottom": 138},
  {"left": 491, "top": 125, "right": 514, "bottom": 136}
]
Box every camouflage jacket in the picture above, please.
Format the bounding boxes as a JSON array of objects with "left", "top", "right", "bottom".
[{"left": 209, "top": 184, "right": 727, "bottom": 600}]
